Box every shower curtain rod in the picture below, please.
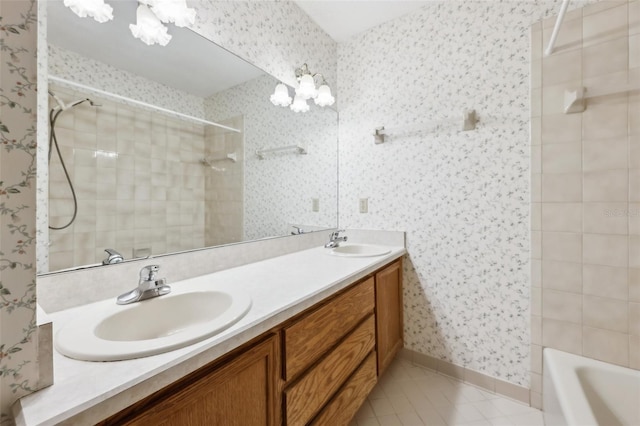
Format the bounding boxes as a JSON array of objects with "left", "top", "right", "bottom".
[
  {"left": 48, "top": 75, "right": 242, "bottom": 134},
  {"left": 544, "top": 0, "right": 570, "bottom": 57}
]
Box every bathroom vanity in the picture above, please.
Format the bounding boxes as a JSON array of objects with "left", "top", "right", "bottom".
[
  {"left": 14, "top": 235, "right": 405, "bottom": 426},
  {"left": 99, "top": 259, "right": 402, "bottom": 425}
]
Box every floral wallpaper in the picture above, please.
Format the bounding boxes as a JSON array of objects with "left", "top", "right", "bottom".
[
  {"left": 205, "top": 74, "right": 338, "bottom": 240},
  {"left": 191, "top": 1, "right": 337, "bottom": 90},
  {"left": 337, "top": 0, "right": 590, "bottom": 387},
  {"left": 0, "top": 0, "right": 39, "bottom": 423}
]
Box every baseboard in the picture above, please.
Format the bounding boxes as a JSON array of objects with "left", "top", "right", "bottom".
[{"left": 398, "top": 348, "right": 531, "bottom": 405}]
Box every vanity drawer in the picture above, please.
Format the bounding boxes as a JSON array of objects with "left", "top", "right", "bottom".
[
  {"left": 310, "top": 351, "right": 377, "bottom": 426},
  {"left": 284, "top": 315, "right": 375, "bottom": 426},
  {"left": 283, "top": 277, "right": 375, "bottom": 380}
]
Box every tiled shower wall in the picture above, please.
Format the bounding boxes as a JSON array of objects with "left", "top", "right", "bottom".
[
  {"left": 47, "top": 85, "right": 208, "bottom": 271},
  {"left": 530, "top": 0, "right": 639, "bottom": 407}
]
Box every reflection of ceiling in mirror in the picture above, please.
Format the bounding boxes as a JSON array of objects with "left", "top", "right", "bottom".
[{"left": 47, "top": 0, "right": 264, "bottom": 97}]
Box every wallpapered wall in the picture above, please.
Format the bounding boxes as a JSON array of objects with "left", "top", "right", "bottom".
[
  {"left": 205, "top": 74, "right": 338, "bottom": 240},
  {"left": 0, "top": 1, "right": 39, "bottom": 423},
  {"left": 1, "top": 0, "right": 336, "bottom": 422},
  {"left": 337, "top": 0, "right": 590, "bottom": 387}
]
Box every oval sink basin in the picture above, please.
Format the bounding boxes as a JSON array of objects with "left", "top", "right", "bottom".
[
  {"left": 329, "top": 244, "right": 391, "bottom": 258},
  {"left": 55, "top": 288, "right": 251, "bottom": 361}
]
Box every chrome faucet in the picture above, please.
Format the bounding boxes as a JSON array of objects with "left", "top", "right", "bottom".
[
  {"left": 116, "top": 265, "right": 171, "bottom": 305},
  {"left": 291, "top": 225, "right": 305, "bottom": 235},
  {"left": 102, "top": 248, "right": 124, "bottom": 265},
  {"left": 324, "top": 229, "right": 347, "bottom": 248}
]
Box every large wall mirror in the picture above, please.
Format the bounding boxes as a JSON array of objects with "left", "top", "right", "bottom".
[{"left": 38, "top": 0, "right": 338, "bottom": 274}]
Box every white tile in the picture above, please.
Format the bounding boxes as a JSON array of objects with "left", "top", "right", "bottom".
[
  {"left": 376, "top": 414, "right": 403, "bottom": 426},
  {"left": 356, "top": 400, "right": 376, "bottom": 420},
  {"left": 397, "top": 411, "right": 425, "bottom": 426},
  {"left": 456, "top": 420, "right": 493, "bottom": 426},
  {"left": 437, "top": 404, "right": 485, "bottom": 425},
  {"left": 487, "top": 417, "right": 515, "bottom": 426},
  {"left": 458, "top": 384, "right": 492, "bottom": 402},
  {"left": 472, "top": 400, "right": 505, "bottom": 419},
  {"left": 371, "top": 397, "right": 397, "bottom": 417},
  {"left": 490, "top": 398, "right": 536, "bottom": 416},
  {"left": 413, "top": 400, "right": 446, "bottom": 424},
  {"left": 389, "top": 394, "right": 417, "bottom": 415},
  {"left": 359, "top": 417, "right": 382, "bottom": 426},
  {"left": 506, "top": 410, "right": 544, "bottom": 426},
  {"left": 369, "top": 384, "right": 388, "bottom": 400}
]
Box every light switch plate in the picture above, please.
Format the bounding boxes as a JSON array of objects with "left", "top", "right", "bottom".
[
  {"left": 312, "top": 198, "right": 319, "bottom": 212},
  {"left": 359, "top": 198, "right": 368, "bottom": 213}
]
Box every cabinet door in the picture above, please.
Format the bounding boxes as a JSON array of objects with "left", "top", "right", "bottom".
[
  {"left": 105, "top": 335, "right": 279, "bottom": 426},
  {"left": 375, "top": 259, "right": 403, "bottom": 376}
]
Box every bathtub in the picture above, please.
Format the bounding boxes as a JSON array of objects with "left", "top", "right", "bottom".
[{"left": 543, "top": 348, "right": 640, "bottom": 426}]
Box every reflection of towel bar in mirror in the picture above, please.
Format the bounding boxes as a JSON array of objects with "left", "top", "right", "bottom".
[
  {"left": 256, "top": 145, "right": 307, "bottom": 160},
  {"left": 48, "top": 75, "right": 243, "bottom": 134},
  {"left": 373, "top": 109, "right": 478, "bottom": 144},
  {"left": 201, "top": 152, "right": 238, "bottom": 167},
  {"left": 564, "top": 76, "right": 640, "bottom": 114}
]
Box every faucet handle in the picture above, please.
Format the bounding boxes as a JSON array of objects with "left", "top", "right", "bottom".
[
  {"left": 330, "top": 229, "right": 345, "bottom": 239},
  {"left": 139, "top": 264, "right": 160, "bottom": 281},
  {"left": 102, "top": 248, "right": 124, "bottom": 265}
]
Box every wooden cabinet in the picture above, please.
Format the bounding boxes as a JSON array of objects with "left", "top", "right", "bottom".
[
  {"left": 375, "top": 259, "right": 403, "bottom": 376},
  {"left": 282, "top": 278, "right": 375, "bottom": 425},
  {"left": 283, "top": 277, "right": 375, "bottom": 381},
  {"left": 98, "top": 257, "right": 403, "bottom": 426},
  {"left": 310, "top": 352, "right": 377, "bottom": 426},
  {"left": 99, "top": 335, "right": 280, "bottom": 426}
]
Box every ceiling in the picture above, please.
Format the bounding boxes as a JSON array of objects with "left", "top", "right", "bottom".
[{"left": 294, "top": 1, "right": 428, "bottom": 43}]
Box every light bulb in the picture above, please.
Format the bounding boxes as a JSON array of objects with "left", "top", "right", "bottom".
[
  {"left": 147, "top": 0, "right": 196, "bottom": 27},
  {"left": 129, "top": 4, "right": 172, "bottom": 46},
  {"left": 270, "top": 83, "right": 292, "bottom": 107},
  {"left": 290, "top": 94, "right": 310, "bottom": 113},
  {"left": 314, "top": 84, "right": 335, "bottom": 107},
  {"left": 296, "top": 74, "right": 317, "bottom": 100},
  {"left": 64, "top": 0, "right": 113, "bottom": 23}
]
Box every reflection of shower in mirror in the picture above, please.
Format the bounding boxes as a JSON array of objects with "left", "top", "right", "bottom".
[{"left": 47, "top": 91, "right": 100, "bottom": 230}]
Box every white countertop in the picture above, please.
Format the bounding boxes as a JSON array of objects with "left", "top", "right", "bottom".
[{"left": 14, "top": 244, "right": 405, "bottom": 426}]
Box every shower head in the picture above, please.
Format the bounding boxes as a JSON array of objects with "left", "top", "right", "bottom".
[{"left": 48, "top": 90, "right": 101, "bottom": 111}]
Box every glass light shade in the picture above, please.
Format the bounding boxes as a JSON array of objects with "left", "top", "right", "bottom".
[
  {"left": 314, "top": 84, "right": 335, "bottom": 107},
  {"left": 290, "top": 94, "right": 310, "bottom": 113},
  {"left": 129, "top": 4, "right": 172, "bottom": 46},
  {"left": 64, "top": 0, "right": 113, "bottom": 23},
  {"left": 147, "top": 0, "right": 197, "bottom": 27},
  {"left": 295, "top": 74, "right": 317, "bottom": 100},
  {"left": 270, "top": 83, "right": 292, "bottom": 107}
]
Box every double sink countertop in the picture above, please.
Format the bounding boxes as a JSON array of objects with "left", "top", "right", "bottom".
[{"left": 14, "top": 243, "right": 405, "bottom": 426}]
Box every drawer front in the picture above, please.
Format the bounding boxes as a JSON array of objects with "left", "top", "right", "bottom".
[
  {"left": 310, "top": 352, "right": 377, "bottom": 426},
  {"left": 284, "top": 277, "right": 375, "bottom": 380},
  {"left": 284, "top": 315, "right": 375, "bottom": 426}
]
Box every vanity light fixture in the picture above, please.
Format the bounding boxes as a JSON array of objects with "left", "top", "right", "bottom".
[
  {"left": 63, "top": 0, "right": 114, "bottom": 23},
  {"left": 130, "top": 3, "right": 172, "bottom": 46},
  {"left": 140, "top": 0, "right": 196, "bottom": 28},
  {"left": 64, "top": 0, "right": 196, "bottom": 47},
  {"left": 270, "top": 83, "right": 293, "bottom": 107},
  {"left": 290, "top": 94, "right": 311, "bottom": 113},
  {"left": 269, "top": 63, "right": 335, "bottom": 112}
]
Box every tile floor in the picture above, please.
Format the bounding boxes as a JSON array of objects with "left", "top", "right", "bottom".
[{"left": 350, "top": 357, "right": 544, "bottom": 426}]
